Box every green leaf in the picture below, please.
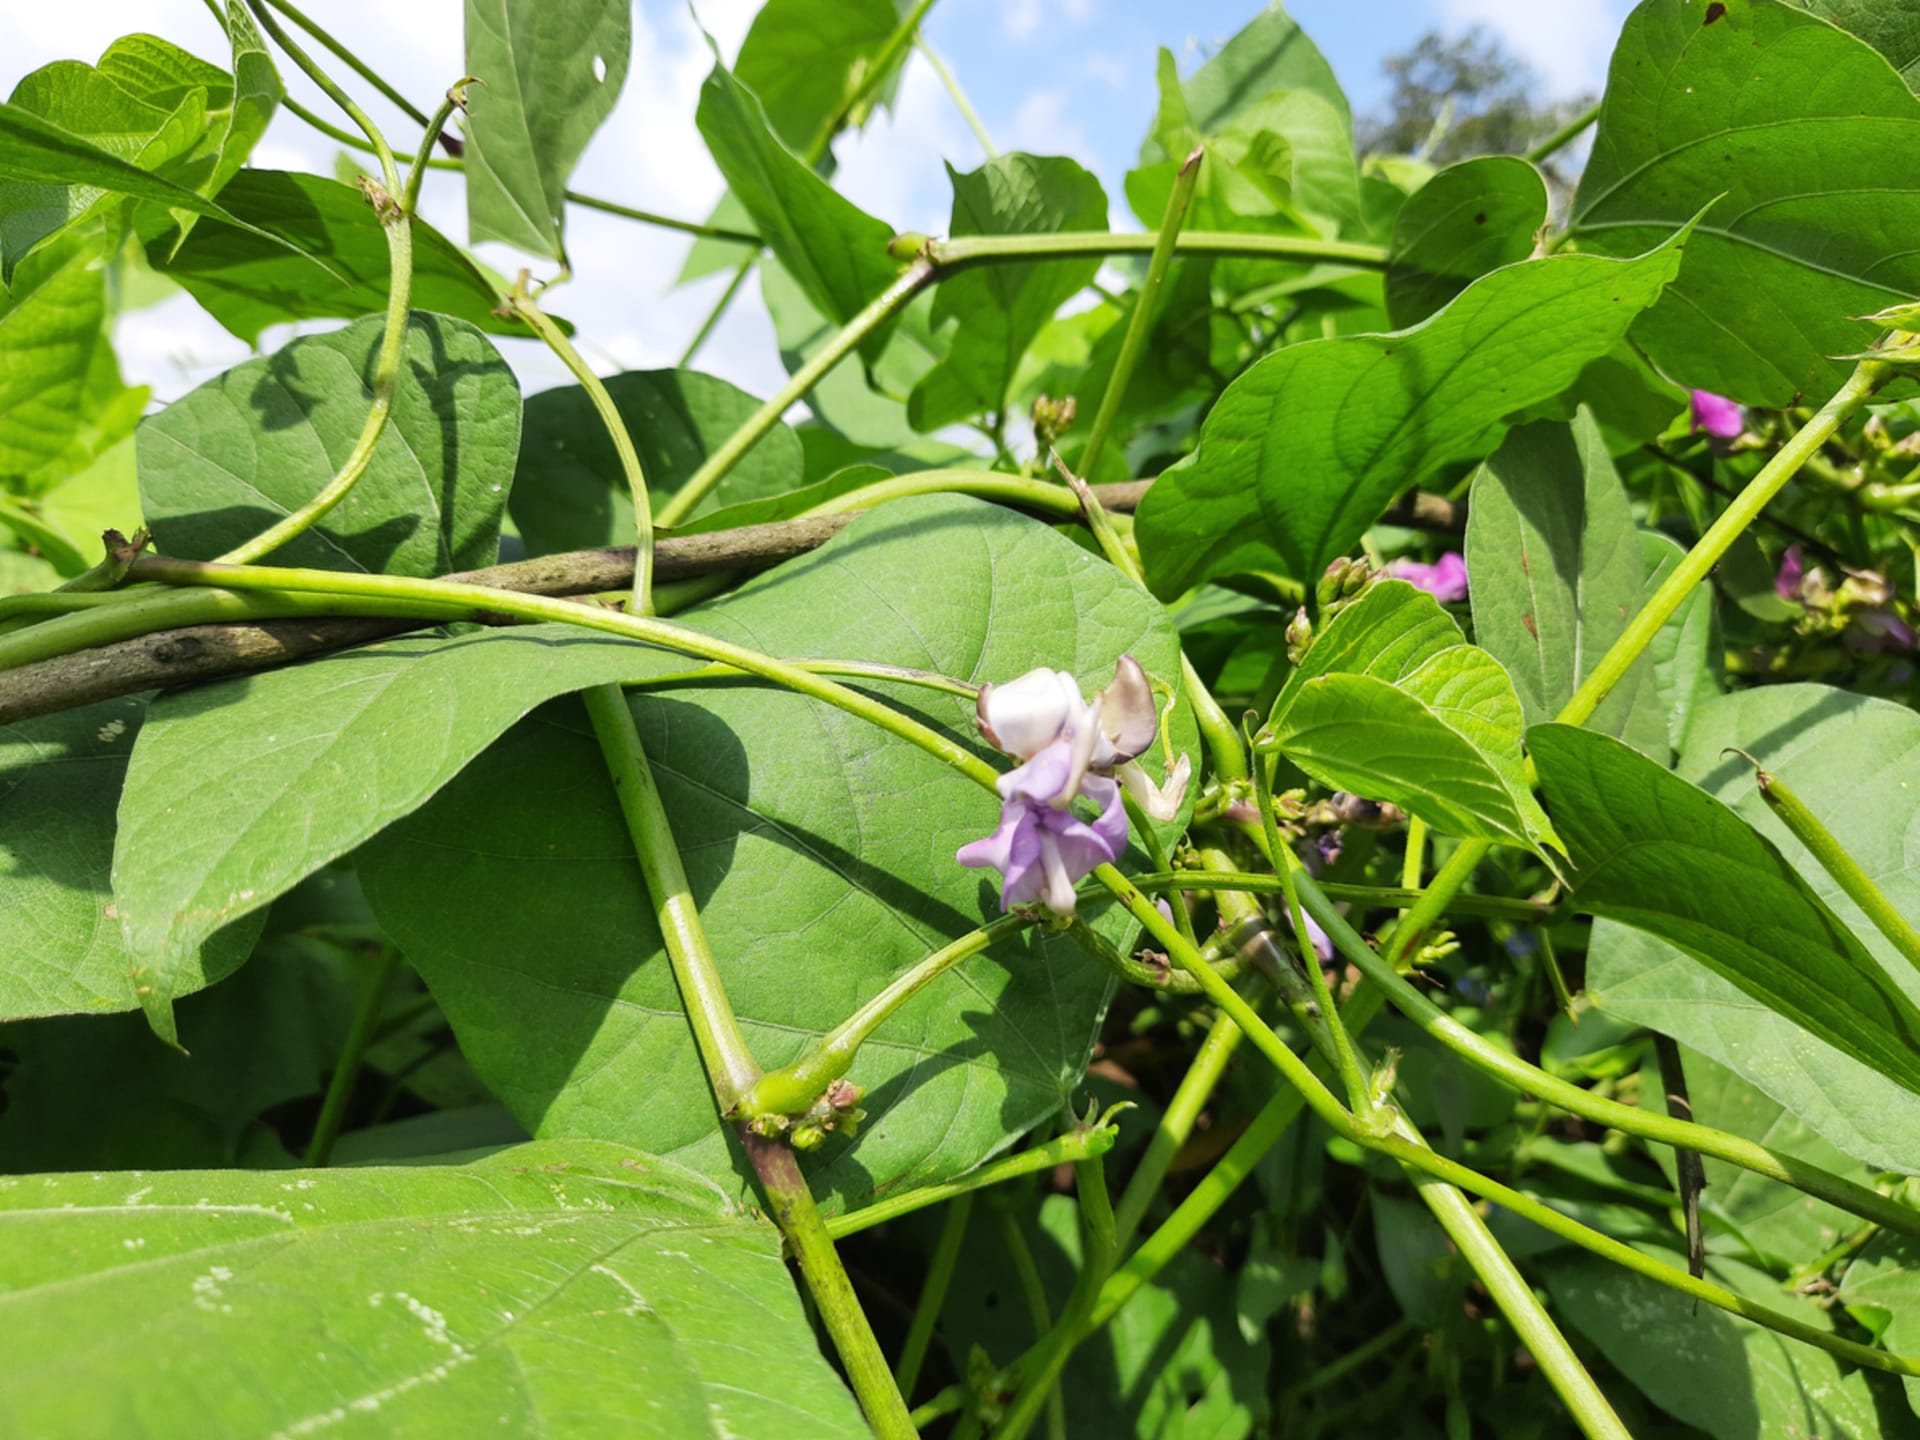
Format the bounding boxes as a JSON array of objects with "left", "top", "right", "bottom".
[
  {"left": 1639, "top": 530, "right": 1722, "bottom": 758},
  {"left": 0, "top": 947, "right": 342, "bottom": 1172},
  {"left": 137, "top": 312, "right": 519, "bottom": 577},
  {"left": 109, "top": 628, "right": 691, "bottom": 1029},
  {"left": 1464, "top": 410, "right": 1666, "bottom": 755},
  {"left": 1585, "top": 685, "right": 1920, "bottom": 1172},
  {"left": 358, "top": 495, "right": 1191, "bottom": 1210},
  {"left": 1840, "top": 1238, "right": 1920, "bottom": 1415},
  {"left": 461, "top": 0, "right": 630, "bottom": 263},
  {"left": 0, "top": 233, "right": 148, "bottom": 494},
  {"left": 696, "top": 55, "right": 899, "bottom": 351},
  {"left": 0, "top": 698, "right": 260, "bottom": 1024},
  {"left": 0, "top": 1142, "right": 868, "bottom": 1438},
  {"left": 1531, "top": 721, "right": 1920, "bottom": 1103},
  {"left": 1135, "top": 230, "right": 1687, "bottom": 595},
  {"left": 1635, "top": 1045, "right": 1872, "bottom": 1269},
  {"left": 1384, "top": 155, "right": 1546, "bottom": 328},
  {"left": 0, "top": 99, "right": 298, "bottom": 260},
  {"left": 1570, "top": 0, "right": 1920, "bottom": 406},
  {"left": 909, "top": 154, "right": 1108, "bottom": 431},
  {"left": 1270, "top": 579, "right": 1557, "bottom": 849},
  {"left": 1543, "top": 1243, "right": 1889, "bottom": 1440},
  {"left": 735, "top": 0, "right": 900, "bottom": 152},
  {"left": 1136, "top": 3, "right": 1350, "bottom": 158},
  {"left": 510, "top": 368, "right": 803, "bottom": 556},
  {"left": 1127, "top": 48, "right": 1358, "bottom": 245},
  {"left": 1787, "top": 0, "right": 1920, "bottom": 87},
  {"left": 158, "top": 170, "right": 526, "bottom": 344}
]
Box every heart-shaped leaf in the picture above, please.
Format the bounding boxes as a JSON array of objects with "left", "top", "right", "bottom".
[
  {"left": 137, "top": 312, "right": 519, "bottom": 576},
  {"left": 1269, "top": 578, "right": 1556, "bottom": 850}
]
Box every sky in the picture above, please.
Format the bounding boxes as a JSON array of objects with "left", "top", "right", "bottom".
[{"left": 3, "top": 0, "right": 1635, "bottom": 407}]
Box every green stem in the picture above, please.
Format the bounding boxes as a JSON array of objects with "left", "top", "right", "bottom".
[
  {"left": 565, "top": 191, "right": 761, "bottom": 244},
  {"left": 825, "top": 1124, "right": 1120, "bottom": 1241},
  {"left": 996, "top": 1203, "right": 1066, "bottom": 1440},
  {"left": 1182, "top": 653, "right": 1248, "bottom": 782},
  {"left": 508, "top": 292, "right": 655, "bottom": 614},
  {"left": 1564, "top": 356, "right": 1890, "bottom": 728},
  {"left": 998, "top": 1155, "right": 1115, "bottom": 1440},
  {"left": 581, "top": 684, "right": 760, "bottom": 1109},
  {"left": 1281, "top": 862, "right": 1920, "bottom": 1242},
  {"left": 679, "top": 254, "right": 758, "bottom": 368},
  {"left": 1076, "top": 145, "right": 1201, "bottom": 480},
  {"left": 1538, "top": 924, "right": 1577, "bottom": 1019},
  {"left": 740, "top": 916, "right": 1030, "bottom": 1117},
  {"left": 743, "top": 1130, "right": 918, "bottom": 1439},
  {"left": 119, "top": 556, "right": 1000, "bottom": 789},
  {"left": 1401, "top": 817, "right": 1427, "bottom": 894},
  {"left": 1400, "top": 1125, "right": 1628, "bottom": 1440},
  {"left": 261, "top": 0, "right": 433, "bottom": 134},
  {"left": 915, "top": 36, "right": 995, "bottom": 157},
  {"left": 1099, "top": 879, "right": 1920, "bottom": 1376},
  {"left": 926, "top": 231, "right": 1389, "bottom": 272},
  {"left": 896, "top": 1193, "right": 971, "bottom": 1397},
  {"left": 804, "top": 0, "right": 939, "bottom": 164},
  {"left": 627, "top": 656, "right": 978, "bottom": 700},
  {"left": 659, "top": 259, "right": 935, "bottom": 525},
  {"left": 1252, "top": 737, "right": 1370, "bottom": 1113},
  {"left": 1745, "top": 756, "right": 1920, "bottom": 980},
  {"left": 403, "top": 83, "right": 470, "bottom": 219},
  {"left": 798, "top": 469, "right": 1082, "bottom": 520},
  {"left": 1522, "top": 101, "right": 1601, "bottom": 166},
  {"left": 1131, "top": 871, "right": 1555, "bottom": 923},
  {"left": 303, "top": 947, "right": 399, "bottom": 1166},
  {"left": 1280, "top": 1318, "right": 1412, "bottom": 1402},
  {"left": 1387, "top": 838, "right": 1486, "bottom": 967},
  {"left": 1111, "top": 1005, "right": 1246, "bottom": 1250}
]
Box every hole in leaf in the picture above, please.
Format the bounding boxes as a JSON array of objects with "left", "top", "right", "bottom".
[{"left": 592, "top": 54, "right": 607, "bottom": 82}]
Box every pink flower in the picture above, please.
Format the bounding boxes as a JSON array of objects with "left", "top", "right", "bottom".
[
  {"left": 1690, "top": 390, "right": 1744, "bottom": 440},
  {"left": 1385, "top": 552, "right": 1468, "bottom": 604}
]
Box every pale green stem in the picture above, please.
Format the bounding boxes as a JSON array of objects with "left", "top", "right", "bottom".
[
  {"left": 744, "top": 1130, "right": 918, "bottom": 1439},
  {"left": 402, "top": 84, "right": 469, "bottom": 219},
  {"left": 1252, "top": 739, "right": 1370, "bottom": 1113},
  {"left": 739, "top": 916, "right": 1030, "bottom": 1117},
  {"left": 1097, "top": 870, "right": 1920, "bottom": 1376},
  {"left": 659, "top": 259, "right": 935, "bottom": 525},
  {"left": 1522, "top": 101, "right": 1601, "bottom": 165},
  {"left": 261, "top": 0, "right": 432, "bottom": 136},
  {"left": 1183, "top": 653, "right": 1248, "bottom": 781},
  {"left": 896, "top": 1193, "right": 971, "bottom": 1396},
  {"left": 220, "top": 2, "right": 412, "bottom": 566},
  {"left": 627, "top": 656, "right": 978, "bottom": 700},
  {"left": 1077, "top": 145, "right": 1201, "bottom": 480},
  {"left": 1401, "top": 817, "right": 1427, "bottom": 894},
  {"left": 916, "top": 36, "right": 995, "bottom": 157},
  {"left": 825, "top": 1125, "right": 1119, "bottom": 1241},
  {"left": 927, "top": 230, "right": 1389, "bottom": 272},
  {"left": 679, "top": 255, "right": 758, "bottom": 369},
  {"left": 1132, "top": 871, "right": 1555, "bottom": 924},
  {"left": 1748, "top": 759, "right": 1920, "bottom": 980},
  {"left": 1386, "top": 355, "right": 1898, "bottom": 1017},
  {"left": 508, "top": 293, "right": 655, "bottom": 614},
  {"left": 121, "top": 556, "right": 999, "bottom": 789},
  {"left": 996, "top": 1204, "right": 1065, "bottom": 1440},
  {"left": 1111, "top": 1006, "right": 1246, "bottom": 1250},
  {"left": 798, "top": 469, "right": 1083, "bottom": 519},
  {"left": 303, "top": 947, "right": 399, "bottom": 1166},
  {"left": 245, "top": 0, "right": 401, "bottom": 193},
  {"left": 998, "top": 1155, "right": 1115, "bottom": 1440},
  {"left": 581, "top": 684, "right": 760, "bottom": 1108},
  {"left": 1400, "top": 1123, "right": 1629, "bottom": 1440}
]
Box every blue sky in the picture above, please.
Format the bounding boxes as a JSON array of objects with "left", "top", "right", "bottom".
[{"left": 5, "top": 0, "right": 1633, "bottom": 404}]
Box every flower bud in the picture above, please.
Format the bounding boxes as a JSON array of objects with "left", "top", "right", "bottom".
[
  {"left": 790, "top": 1123, "right": 827, "bottom": 1152},
  {"left": 1031, "top": 393, "right": 1077, "bottom": 448},
  {"left": 1286, "top": 607, "right": 1314, "bottom": 663}
]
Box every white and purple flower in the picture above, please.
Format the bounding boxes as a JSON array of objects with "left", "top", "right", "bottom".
[{"left": 957, "top": 657, "right": 1190, "bottom": 916}]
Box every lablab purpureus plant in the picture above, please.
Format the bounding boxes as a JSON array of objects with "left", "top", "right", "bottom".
[{"left": 958, "top": 657, "right": 1190, "bottom": 915}]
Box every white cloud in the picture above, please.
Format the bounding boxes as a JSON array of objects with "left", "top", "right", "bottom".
[
  {"left": 1084, "top": 52, "right": 1130, "bottom": 90},
  {"left": 1434, "top": 0, "right": 1632, "bottom": 98},
  {"left": 1003, "top": 0, "right": 1044, "bottom": 41},
  {"left": 1005, "top": 90, "right": 1090, "bottom": 166}
]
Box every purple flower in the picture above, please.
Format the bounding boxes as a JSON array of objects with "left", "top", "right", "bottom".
[
  {"left": 1690, "top": 390, "right": 1745, "bottom": 441},
  {"left": 957, "top": 656, "right": 1191, "bottom": 916},
  {"left": 1775, "top": 545, "right": 1806, "bottom": 602},
  {"left": 1291, "top": 907, "right": 1334, "bottom": 963},
  {"left": 1385, "top": 552, "right": 1468, "bottom": 605}
]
